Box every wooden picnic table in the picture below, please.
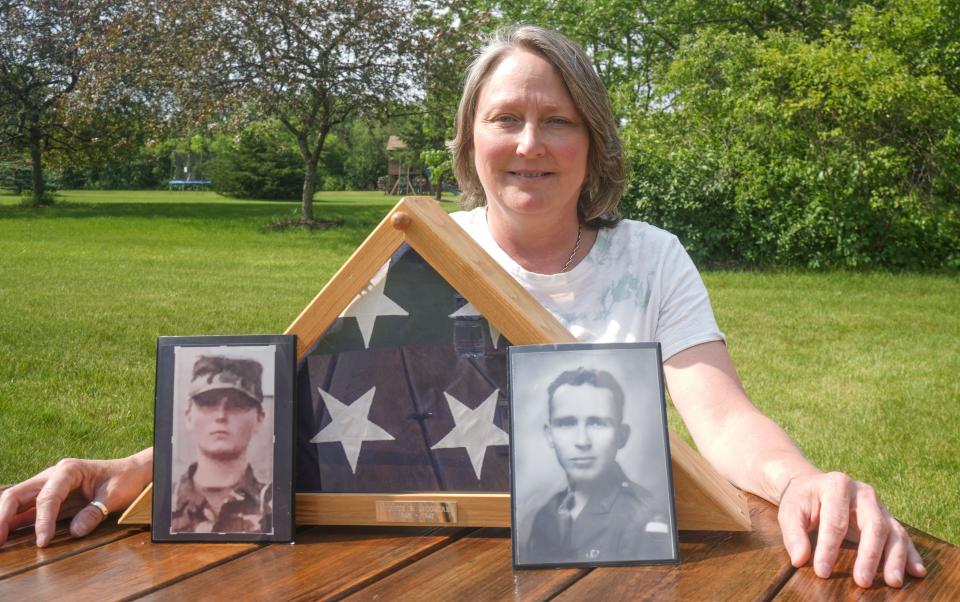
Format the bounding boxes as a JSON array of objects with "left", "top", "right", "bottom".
[{"left": 0, "top": 493, "right": 956, "bottom": 600}]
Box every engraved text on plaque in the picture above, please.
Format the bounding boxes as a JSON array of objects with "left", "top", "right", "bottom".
[{"left": 375, "top": 501, "right": 459, "bottom": 524}]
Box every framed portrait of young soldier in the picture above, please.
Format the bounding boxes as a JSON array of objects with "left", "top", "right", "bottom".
[
  {"left": 152, "top": 335, "right": 296, "bottom": 543},
  {"left": 509, "top": 343, "right": 679, "bottom": 568}
]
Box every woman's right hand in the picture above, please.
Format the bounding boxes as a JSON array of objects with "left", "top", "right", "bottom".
[{"left": 0, "top": 447, "right": 153, "bottom": 547}]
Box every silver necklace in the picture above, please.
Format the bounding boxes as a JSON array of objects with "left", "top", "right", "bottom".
[{"left": 560, "top": 223, "right": 582, "bottom": 273}]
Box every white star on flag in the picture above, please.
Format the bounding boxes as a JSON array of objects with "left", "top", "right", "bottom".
[
  {"left": 431, "top": 389, "right": 509, "bottom": 479},
  {"left": 340, "top": 262, "right": 409, "bottom": 347},
  {"left": 310, "top": 386, "right": 394, "bottom": 474},
  {"left": 449, "top": 301, "right": 502, "bottom": 348}
]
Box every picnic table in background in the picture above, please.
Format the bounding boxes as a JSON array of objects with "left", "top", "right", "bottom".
[{"left": 0, "top": 491, "right": 956, "bottom": 600}]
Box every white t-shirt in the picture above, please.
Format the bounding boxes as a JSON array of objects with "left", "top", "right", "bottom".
[{"left": 451, "top": 208, "right": 724, "bottom": 360}]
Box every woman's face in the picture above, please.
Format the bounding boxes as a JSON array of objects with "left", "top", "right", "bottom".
[{"left": 472, "top": 49, "right": 589, "bottom": 223}]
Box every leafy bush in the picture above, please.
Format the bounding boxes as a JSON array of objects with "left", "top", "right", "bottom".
[
  {"left": 0, "top": 159, "right": 32, "bottom": 193},
  {"left": 321, "top": 175, "right": 349, "bottom": 191},
  {"left": 622, "top": 1, "right": 960, "bottom": 269},
  {"left": 58, "top": 155, "right": 169, "bottom": 190},
  {"left": 206, "top": 121, "right": 307, "bottom": 200},
  {"left": 336, "top": 120, "right": 389, "bottom": 191}
]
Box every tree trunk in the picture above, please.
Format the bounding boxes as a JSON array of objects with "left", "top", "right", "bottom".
[
  {"left": 301, "top": 156, "right": 318, "bottom": 221},
  {"left": 28, "top": 121, "right": 45, "bottom": 205},
  {"left": 293, "top": 125, "right": 329, "bottom": 223},
  {"left": 434, "top": 178, "right": 442, "bottom": 202}
]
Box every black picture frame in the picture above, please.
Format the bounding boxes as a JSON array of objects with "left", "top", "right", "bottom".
[
  {"left": 152, "top": 334, "right": 296, "bottom": 543},
  {"left": 508, "top": 342, "right": 680, "bottom": 568}
]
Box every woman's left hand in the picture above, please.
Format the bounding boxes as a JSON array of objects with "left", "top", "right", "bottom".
[
  {"left": 665, "top": 342, "right": 927, "bottom": 590},
  {"left": 777, "top": 471, "right": 927, "bottom": 588}
]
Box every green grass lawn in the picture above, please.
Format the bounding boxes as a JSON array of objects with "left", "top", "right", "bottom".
[{"left": 1, "top": 189, "right": 957, "bottom": 544}]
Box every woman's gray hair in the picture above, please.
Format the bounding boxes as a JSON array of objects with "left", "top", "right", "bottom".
[{"left": 449, "top": 25, "right": 625, "bottom": 228}]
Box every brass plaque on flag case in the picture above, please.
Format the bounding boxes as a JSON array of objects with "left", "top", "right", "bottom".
[{"left": 375, "top": 501, "right": 458, "bottom": 524}]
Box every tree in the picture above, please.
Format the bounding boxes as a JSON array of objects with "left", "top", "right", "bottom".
[
  {"left": 0, "top": 0, "right": 140, "bottom": 204},
  {"left": 338, "top": 118, "right": 390, "bottom": 190},
  {"left": 481, "top": 1, "right": 889, "bottom": 122},
  {"left": 406, "top": 3, "right": 493, "bottom": 147},
  {"left": 1, "top": 1, "right": 88, "bottom": 203},
  {"left": 624, "top": 20, "right": 960, "bottom": 269},
  {"left": 421, "top": 148, "right": 452, "bottom": 201},
  {"left": 162, "top": 0, "right": 425, "bottom": 222}
]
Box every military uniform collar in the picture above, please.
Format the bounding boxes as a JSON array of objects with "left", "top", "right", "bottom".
[
  {"left": 226, "top": 464, "right": 263, "bottom": 499},
  {"left": 178, "top": 462, "right": 264, "bottom": 503},
  {"left": 576, "top": 463, "right": 633, "bottom": 515}
]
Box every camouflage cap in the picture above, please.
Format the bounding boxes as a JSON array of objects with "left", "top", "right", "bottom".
[{"left": 188, "top": 355, "right": 264, "bottom": 405}]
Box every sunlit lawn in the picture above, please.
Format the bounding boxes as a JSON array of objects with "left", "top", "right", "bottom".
[{"left": 0, "top": 189, "right": 956, "bottom": 544}]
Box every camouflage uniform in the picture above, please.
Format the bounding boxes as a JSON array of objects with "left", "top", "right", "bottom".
[
  {"left": 171, "top": 462, "right": 273, "bottom": 534},
  {"left": 525, "top": 463, "right": 673, "bottom": 564}
]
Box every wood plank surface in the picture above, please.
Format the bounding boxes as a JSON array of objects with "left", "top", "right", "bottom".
[
  {"left": 1, "top": 494, "right": 957, "bottom": 600},
  {"left": 0, "top": 531, "right": 257, "bottom": 600},
  {"left": 773, "top": 525, "right": 960, "bottom": 600},
  {"left": 140, "top": 526, "right": 469, "bottom": 601},
  {"left": 552, "top": 494, "right": 794, "bottom": 601},
  {"left": 343, "top": 527, "right": 587, "bottom": 601},
  {"left": 0, "top": 519, "right": 144, "bottom": 580}
]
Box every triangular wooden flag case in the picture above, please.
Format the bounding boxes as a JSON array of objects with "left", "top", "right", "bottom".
[{"left": 120, "top": 196, "right": 751, "bottom": 532}]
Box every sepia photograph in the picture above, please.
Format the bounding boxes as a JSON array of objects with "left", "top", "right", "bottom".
[
  {"left": 509, "top": 343, "right": 679, "bottom": 568},
  {"left": 152, "top": 335, "right": 295, "bottom": 543}
]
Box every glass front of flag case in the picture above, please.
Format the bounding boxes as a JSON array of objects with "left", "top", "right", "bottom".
[{"left": 296, "top": 244, "right": 512, "bottom": 494}]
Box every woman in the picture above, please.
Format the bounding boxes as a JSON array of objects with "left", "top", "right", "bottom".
[{"left": 0, "top": 25, "right": 924, "bottom": 590}]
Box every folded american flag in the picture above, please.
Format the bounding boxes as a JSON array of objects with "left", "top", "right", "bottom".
[{"left": 296, "top": 244, "right": 512, "bottom": 493}]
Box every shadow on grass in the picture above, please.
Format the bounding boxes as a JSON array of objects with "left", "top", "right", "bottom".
[{"left": 0, "top": 201, "right": 392, "bottom": 229}]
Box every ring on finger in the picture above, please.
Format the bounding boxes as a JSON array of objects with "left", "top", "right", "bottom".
[{"left": 88, "top": 500, "right": 109, "bottom": 518}]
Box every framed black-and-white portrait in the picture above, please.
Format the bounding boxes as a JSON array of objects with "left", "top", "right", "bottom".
[
  {"left": 152, "top": 334, "right": 296, "bottom": 542},
  {"left": 509, "top": 343, "right": 679, "bottom": 568}
]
